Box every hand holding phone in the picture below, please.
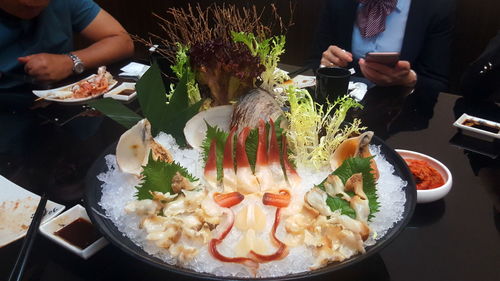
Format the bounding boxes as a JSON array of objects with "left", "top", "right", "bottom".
[{"left": 365, "top": 52, "right": 400, "bottom": 67}]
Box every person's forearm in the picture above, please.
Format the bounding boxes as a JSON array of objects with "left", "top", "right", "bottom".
[{"left": 72, "top": 33, "right": 134, "bottom": 70}]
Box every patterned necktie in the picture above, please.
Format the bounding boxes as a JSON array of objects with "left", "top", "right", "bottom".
[{"left": 357, "top": 0, "right": 398, "bottom": 38}]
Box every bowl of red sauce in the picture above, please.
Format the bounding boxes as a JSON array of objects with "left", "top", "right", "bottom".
[{"left": 396, "top": 149, "right": 452, "bottom": 203}]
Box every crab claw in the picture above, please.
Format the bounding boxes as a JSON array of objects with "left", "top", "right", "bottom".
[
  {"left": 263, "top": 190, "right": 291, "bottom": 208},
  {"left": 255, "top": 119, "right": 273, "bottom": 191},
  {"left": 204, "top": 139, "right": 218, "bottom": 189},
  {"left": 236, "top": 127, "right": 260, "bottom": 194},
  {"left": 268, "top": 119, "right": 286, "bottom": 189},
  {"left": 281, "top": 134, "right": 301, "bottom": 186},
  {"left": 223, "top": 127, "right": 237, "bottom": 192},
  {"left": 213, "top": 192, "right": 244, "bottom": 208}
]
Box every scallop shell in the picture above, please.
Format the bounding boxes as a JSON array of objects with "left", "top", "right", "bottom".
[
  {"left": 330, "top": 131, "right": 379, "bottom": 179},
  {"left": 183, "top": 105, "right": 233, "bottom": 149},
  {"left": 116, "top": 119, "right": 152, "bottom": 175}
]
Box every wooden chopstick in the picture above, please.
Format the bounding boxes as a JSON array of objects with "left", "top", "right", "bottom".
[{"left": 8, "top": 194, "right": 48, "bottom": 281}]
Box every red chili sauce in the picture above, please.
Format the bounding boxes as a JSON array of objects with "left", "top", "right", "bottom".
[{"left": 404, "top": 159, "right": 445, "bottom": 190}]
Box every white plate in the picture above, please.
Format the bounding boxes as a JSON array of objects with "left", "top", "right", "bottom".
[
  {"left": 40, "top": 204, "right": 108, "bottom": 259},
  {"left": 453, "top": 113, "right": 500, "bottom": 140},
  {"left": 32, "top": 75, "right": 118, "bottom": 103},
  {"left": 103, "top": 82, "right": 136, "bottom": 101},
  {"left": 396, "top": 149, "right": 452, "bottom": 204},
  {"left": 0, "top": 175, "right": 65, "bottom": 247},
  {"left": 292, "top": 75, "right": 316, "bottom": 88}
]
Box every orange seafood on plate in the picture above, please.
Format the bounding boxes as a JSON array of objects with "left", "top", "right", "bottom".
[
  {"left": 71, "top": 66, "right": 115, "bottom": 99},
  {"left": 32, "top": 66, "right": 117, "bottom": 102}
]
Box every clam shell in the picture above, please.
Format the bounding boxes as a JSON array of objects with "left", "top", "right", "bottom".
[
  {"left": 329, "top": 131, "right": 379, "bottom": 179},
  {"left": 116, "top": 119, "right": 152, "bottom": 175},
  {"left": 183, "top": 105, "right": 234, "bottom": 149},
  {"left": 230, "top": 88, "right": 283, "bottom": 129}
]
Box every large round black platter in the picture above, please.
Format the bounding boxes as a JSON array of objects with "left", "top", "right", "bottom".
[{"left": 84, "top": 135, "right": 416, "bottom": 280}]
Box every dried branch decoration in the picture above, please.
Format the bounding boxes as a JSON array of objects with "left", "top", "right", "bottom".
[{"left": 135, "top": 3, "right": 294, "bottom": 63}]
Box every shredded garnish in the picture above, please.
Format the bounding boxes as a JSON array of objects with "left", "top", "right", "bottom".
[
  {"left": 232, "top": 32, "right": 288, "bottom": 93},
  {"left": 285, "top": 88, "right": 365, "bottom": 169},
  {"left": 170, "top": 43, "right": 201, "bottom": 105}
]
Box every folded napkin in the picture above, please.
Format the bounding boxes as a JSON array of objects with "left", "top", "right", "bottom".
[
  {"left": 119, "top": 62, "right": 150, "bottom": 78},
  {"left": 291, "top": 75, "right": 368, "bottom": 101},
  {"left": 348, "top": 81, "right": 368, "bottom": 101}
]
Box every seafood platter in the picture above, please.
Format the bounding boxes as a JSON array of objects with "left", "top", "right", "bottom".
[
  {"left": 33, "top": 66, "right": 117, "bottom": 103},
  {"left": 84, "top": 4, "right": 416, "bottom": 279}
]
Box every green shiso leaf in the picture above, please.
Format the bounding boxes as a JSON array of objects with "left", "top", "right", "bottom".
[
  {"left": 87, "top": 98, "right": 142, "bottom": 129},
  {"left": 200, "top": 118, "right": 286, "bottom": 178},
  {"left": 330, "top": 156, "right": 379, "bottom": 220},
  {"left": 326, "top": 196, "right": 356, "bottom": 219},
  {"left": 136, "top": 62, "right": 202, "bottom": 146},
  {"left": 201, "top": 123, "right": 229, "bottom": 180},
  {"left": 135, "top": 154, "right": 197, "bottom": 200},
  {"left": 136, "top": 62, "right": 167, "bottom": 134}
]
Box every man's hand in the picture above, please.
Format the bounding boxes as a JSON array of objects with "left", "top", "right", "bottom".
[
  {"left": 321, "top": 45, "right": 353, "bottom": 67},
  {"left": 18, "top": 53, "right": 73, "bottom": 83},
  {"left": 359, "top": 59, "right": 417, "bottom": 87}
]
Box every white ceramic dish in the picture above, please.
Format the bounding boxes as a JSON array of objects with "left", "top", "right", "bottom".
[
  {"left": 33, "top": 74, "right": 118, "bottom": 103},
  {"left": 396, "top": 149, "right": 452, "bottom": 204},
  {"left": 103, "top": 82, "right": 136, "bottom": 101},
  {"left": 0, "top": 175, "right": 65, "bottom": 247},
  {"left": 40, "top": 204, "right": 108, "bottom": 259},
  {"left": 453, "top": 113, "right": 500, "bottom": 140}
]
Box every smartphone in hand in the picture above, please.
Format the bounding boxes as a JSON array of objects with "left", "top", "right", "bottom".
[{"left": 365, "top": 52, "right": 400, "bottom": 67}]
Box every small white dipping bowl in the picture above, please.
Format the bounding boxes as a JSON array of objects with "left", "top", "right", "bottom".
[
  {"left": 396, "top": 149, "right": 452, "bottom": 204},
  {"left": 40, "top": 204, "right": 108, "bottom": 259}
]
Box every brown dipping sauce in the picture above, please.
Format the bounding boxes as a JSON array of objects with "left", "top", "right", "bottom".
[
  {"left": 54, "top": 218, "right": 100, "bottom": 249},
  {"left": 117, "top": 89, "right": 135, "bottom": 96},
  {"left": 462, "top": 119, "right": 500, "bottom": 133}
]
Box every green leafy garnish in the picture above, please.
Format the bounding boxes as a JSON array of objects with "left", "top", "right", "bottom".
[
  {"left": 326, "top": 196, "right": 356, "bottom": 219},
  {"left": 201, "top": 123, "right": 229, "bottom": 180},
  {"left": 87, "top": 98, "right": 142, "bottom": 129},
  {"left": 135, "top": 154, "right": 197, "bottom": 200},
  {"left": 326, "top": 157, "right": 379, "bottom": 220},
  {"left": 136, "top": 63, "right": 202, "bottom": 146},
  {"left": 231, "top": 31, "right": 287, "bottom": 92},
  {"left": 170, "top": 43, "right": 201, "bottom": 105},
  {"left": 200, "top": 118, "right": 285, "bottom": 179},
  {"left": 286, "top": 89, "right": 365, "bottom": 169}
]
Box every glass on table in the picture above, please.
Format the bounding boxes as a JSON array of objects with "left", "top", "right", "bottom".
[{"left": 315, "top": 67, "right": 351, "bottom": 104}]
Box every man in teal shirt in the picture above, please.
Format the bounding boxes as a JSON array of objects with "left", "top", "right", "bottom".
[{"left": 0, "top": 0, "right": 134, "bottom": 90}]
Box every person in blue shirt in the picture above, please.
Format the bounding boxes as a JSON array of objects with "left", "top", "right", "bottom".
[
  {"left": 309, "top": 0, "right": 454, "bottom": 91},
  {"left": 0, "top": 0, "right": 134, "bottom": 90}
]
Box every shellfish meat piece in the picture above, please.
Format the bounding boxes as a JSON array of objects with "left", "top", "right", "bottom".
[
  {"left": 183, "top": 105, "right": 233, "bottom": 149},
  {"left": 116, "top": 119, "right": 152, "bottom": 175},
  {"left": 230, "top": 88, "right": 283, "bottom": 129},
  {"left": 344, "top": 173, "right": 367, "bottom": 199},
  {"left": 324, "top": 174, "right": 351, "bottom": 201},
  {"left": 329, "top": 131, "right": 379, "bottom": 179},
  {"left": 350, "top": 195, "right": 370, "bottom": 223},
  {"left": 305, "top": 187, "right": 332, "bottom": 216}
]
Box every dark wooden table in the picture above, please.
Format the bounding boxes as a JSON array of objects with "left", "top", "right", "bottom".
[{"left": 1, "top": 65, "right": 499, "bottom": 281}]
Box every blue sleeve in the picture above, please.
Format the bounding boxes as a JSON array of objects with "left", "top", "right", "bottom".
[{"left": 70, "top": 0, "right": 101, "bottom": 33}]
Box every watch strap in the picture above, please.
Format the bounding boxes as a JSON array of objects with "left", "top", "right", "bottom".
[{"left": 67, "top": 53, "right": 84, "bottom": 74}]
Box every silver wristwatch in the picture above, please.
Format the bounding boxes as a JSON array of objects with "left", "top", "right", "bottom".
[{"left": 67, "top": 53, "right": 85, "bottom": 74}]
